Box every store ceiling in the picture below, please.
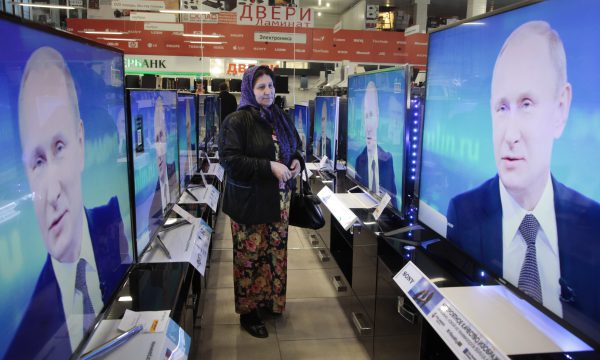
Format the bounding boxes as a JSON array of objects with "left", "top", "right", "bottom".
[{"left": 302, "top": 0, "right": 524, "bottom": 19}]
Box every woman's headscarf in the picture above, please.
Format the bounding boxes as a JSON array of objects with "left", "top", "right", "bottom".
[{"left": 238, "top": 65, "right": 297, "bottom": 166}]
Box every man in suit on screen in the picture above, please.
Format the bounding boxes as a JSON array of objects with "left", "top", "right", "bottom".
[
  {"left": 6, "top": 46, "right": 129, "bottom": 359},
  {"left": 316, "top": 101, "right": 332, "bottom": 160},
  {"left": 446, "top": 21, "right": 600, "bottom": 328},
  {"left": 355, "top": 81, "right": 398, "bottom": 208}
]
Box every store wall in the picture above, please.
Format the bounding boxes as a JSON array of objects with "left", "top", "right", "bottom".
[
  {"left": 341, "top": 0, "right": 366, "bottom": 30},
  {"left": 315, "top": 13, "right": 341, "bottom": 29}
]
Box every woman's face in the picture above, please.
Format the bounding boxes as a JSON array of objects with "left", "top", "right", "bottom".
[{"left": 253, "top": 74, "right": 275, "bottom": 108}]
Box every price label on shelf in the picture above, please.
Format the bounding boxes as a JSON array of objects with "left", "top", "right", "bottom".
[
  {"left": 208, "top": 163, "right": 225, "bottom": 182},
  {"left": 319, "top": 155, "right": 328, "bottom": 169},
  {"left": 372, "top": 193, "right": 391, "bottom": 221},
  {"left": 317, "top": 186, "right": 358, "bottom": 231},
  {"left": 393, "top": 262, "right": 509, "bottom": 360},
  {"left": 202, "top": 184, "right": 220, "bottom": 212}
]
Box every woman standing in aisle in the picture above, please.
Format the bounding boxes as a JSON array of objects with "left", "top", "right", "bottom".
[{"left": 218, "top": 65, "right": 302, "bottom": 338}]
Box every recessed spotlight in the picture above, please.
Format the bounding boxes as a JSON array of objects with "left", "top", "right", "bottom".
[
  {"left": 317, "top": 11, "right": 322, "bottom": 16},
  {"left": 326, "top": 2, "right": 330, "bottom": 7}
]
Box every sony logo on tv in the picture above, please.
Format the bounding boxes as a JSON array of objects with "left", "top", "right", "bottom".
[{"left": 125, "top": 58, "right": 167, "bottom": 69}]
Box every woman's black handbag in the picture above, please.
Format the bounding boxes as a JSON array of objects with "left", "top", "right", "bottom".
[{"left": 289, "top": 158, "right": 325, "bottom": 230}]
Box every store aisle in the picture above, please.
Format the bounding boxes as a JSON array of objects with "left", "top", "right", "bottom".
[{"left": 193, "top": 212, "right": 371, "bottom": 360}]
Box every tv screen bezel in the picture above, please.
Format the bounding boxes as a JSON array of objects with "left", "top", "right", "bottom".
[
  {"left": 126, "top": 89, "right": 183, "bottom": 259},
  {"left": 0, "top": 12, "right": 136, "bottom": 358},
  {"left": 415, "top": 0, "right": 599, "bottom": 350},
  {"left": 346, "top": 66, "right": 409, "bottom": 219}
]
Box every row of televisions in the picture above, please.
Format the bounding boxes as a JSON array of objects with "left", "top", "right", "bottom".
[
  {"left": 125, "top": 74, "right": 289, "bottom": 93},
  {"left": 293, "top": 0, "right": 600, "bottom": 351},
  {"left": 0, "top": 12, "right": 225, "bottom": 358},
  {"left": 2, "top": 0, "right": 600, "bottom": 357}
]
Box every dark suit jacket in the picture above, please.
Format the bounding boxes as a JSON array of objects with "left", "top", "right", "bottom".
[
  {"left": 447, "top": 175, "right": 600, "bottom": 328},
  {"left": 355, "top": 145, "right": 398, "bottom": 208},
  {"left": 218, "top": 90, "right": 237, "bottom": 122},
  {"left": 5, "top": 197, "right": 130, "bottom": 360},
  {"left": 317, "top": 136, "right": 332, "bottom": 159}
]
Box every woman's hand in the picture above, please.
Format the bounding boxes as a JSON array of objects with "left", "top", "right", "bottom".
[
  {"left": 289, "top": 159, "right": 301, "bottom": 179},
  {"left": 271, "top": 161, "right": 292, "bottom": 182}
]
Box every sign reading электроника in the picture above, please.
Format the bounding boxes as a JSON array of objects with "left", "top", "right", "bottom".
[{"left": 254, "top": 31, "right": 307, "bottom": 44}]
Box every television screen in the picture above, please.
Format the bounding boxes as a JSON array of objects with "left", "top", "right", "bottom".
[
  {"left": 141, "top": 74, "right": 158, "bottom": 88},
  {"left": 176, "top": 77, "right": 191, "bottom": 91},
  {"left": 204, "top": 95, "right": 220, "bottom": 151},
  {"left": 161, "top": 77, "right": 175, "bottom": 90},
  {"left": 419, "top": 0, "right": 600, "bottom": 346},
  {"left": 230, "top": 78, "right": 242, "bottom": 92},
  {"left": 0, "top": 14, "right": 132, "bottom": 359},
  {"left": 125, "top": 74, "right": 140, "bottom": 88},
  {"left": 178, "top": 93, "right": 197, "bottom": 189},
  {"left": 312, "top": 96, "right": 339, "bottom": 170},
  {"left": 294, "top": 104, "right": 309, "bottom": 155},
  {"left": 197, "top": 94, "right": 208, "bottom": 153},
  {"left": 346, "top": 68, "right": 406, "bottom": 210},
  {"left": 276, "top": 75, "right": 289, "bottom": 94},
  {"left": 210, "top": 77, "right": 225, "bottom": 92},
  {"left": 128, "top": 90, "right": 179, "bottom": 256}
]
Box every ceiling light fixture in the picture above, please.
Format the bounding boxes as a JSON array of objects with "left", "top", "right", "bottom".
[
  {"left": 17, "top": 3, "right": 75, "bottom": 9},
  {"left": 84, "top": 31, "right": 125, "bottom": 35},
  {"left": 318, "top": 0, "right": 321, "bottom": 5},
  {"left": 326, "top": 2, "right": 330, "bottom": 7},
  {"left": 159, "top": 9, "right": 210, "bottom": 14},
  {"left": 231, "top": 59, "right": 257, "bottom": 64},
  {"left": 98, "top": 37, "right": 141, "bottom": 41},
  {"left": 182, "top": 33, "right": 223, "bottom": 38},
  {"left": 317, "top": 11, "right": 322, "bottom": 16},
  {"left": 185, "top": 41, "right": 226, "bottom": 44}
]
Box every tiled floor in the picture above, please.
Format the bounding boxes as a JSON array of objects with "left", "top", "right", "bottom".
[{"left": 193, "top": 212, "right": 371, "bottom": 359}]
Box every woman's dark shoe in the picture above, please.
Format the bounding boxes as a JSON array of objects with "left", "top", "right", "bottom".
[{"left": 240, "top": 310, "right": 268, "bottom": 338}]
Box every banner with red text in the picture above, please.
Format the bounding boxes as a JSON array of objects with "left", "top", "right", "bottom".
[{"left": 66, "top": 19, "right": 428, "bottom": 65}]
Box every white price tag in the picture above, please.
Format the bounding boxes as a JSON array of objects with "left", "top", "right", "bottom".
[
  {"left": 207, "top": 163, "right": 224, "bottom": 182},
  {"left": 118, "top": 309, "right": 171, "bottom": 333},
  {"left": 172, "top": 204, "right": 196, "bottom": 224},
  {"left": 302, "top": 168, "right": 313, "bottom": 181},
  {"left": 214, "top": 164, "right": 225, "bottom": 182},
  {"left": 193, "top": 219, "right": 212, "bottom": 275},
  {"left": 317, "top": 187, "right": 358, "bottom": 231},
  {"left": 372, "top": 193, "right": 391, "bottom": 221},
  {"left": 202, "top": 185, "right": 220, "bottom": 212},
  {"left": 319, "top": 155, "right": 328, "bottom": 169},
  {"left": 196, "top": 218, "right": 213, "bottom": 242}
]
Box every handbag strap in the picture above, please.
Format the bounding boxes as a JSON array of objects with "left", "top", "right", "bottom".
[{"left": 296, "top": 156, "right": 312, "bottom": 193}]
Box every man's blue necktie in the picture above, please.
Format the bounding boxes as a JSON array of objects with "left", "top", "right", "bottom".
[
  {"left": 75, "top": 259, "right": 95, "bottom": 332},
  {"left": 370, "top": 159, "right": 376, "bottom": 193},
  {"left": 517, "top": 214, "right": 543, "bottom": 303}
]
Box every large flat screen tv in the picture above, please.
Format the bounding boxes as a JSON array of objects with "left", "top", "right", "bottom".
[
  {"left": 177, "top": 92, "right": 197, "bottom": 188},
  {"left": 419, "top": 0, "right": 600, "bottom": 347},
  {"left": 203, "top": 95, "right": 220, "bottom": 152},
  {"left": 294, "top": 104, "right": 309, "bottom": 156},
  {"left": 0, "top": 13, "right": 132, "bottom": 359},
  {"left": 347, "top": 68, "right": 407, "bottom": 211},
  {"left": 128, "top": 90, "right": 179, "bottom": 256},
  {"left": 312, "top": 96, "right": 339, "bottom": 170}
]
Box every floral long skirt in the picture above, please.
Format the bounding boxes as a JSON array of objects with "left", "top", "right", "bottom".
[{"left": 231, "top": 190, "right": 291, "bottom": 314}]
